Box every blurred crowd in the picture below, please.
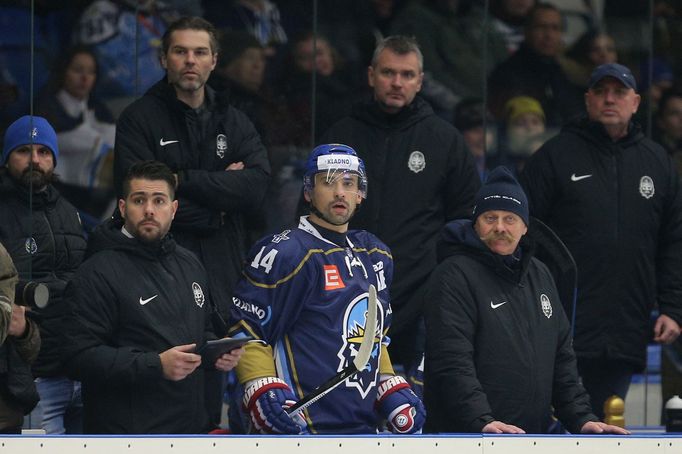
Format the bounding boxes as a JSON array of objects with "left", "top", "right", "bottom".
[{"left": 2, "top": 1, "right": 682, "bottom": 224}]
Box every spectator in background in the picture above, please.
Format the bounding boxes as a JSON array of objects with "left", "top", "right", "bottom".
[
  {"left": 637, "top": 57, "right": 675, "bottom": 127},
  {"left": 490, "top": 0, "right": 537, "bottom": 54},
  {"left": 520, "top": 63, "right": 682, "bottom": 419},
  {"left": 453, "top": 98, "right": 496, "bottom": 181},
  {"left": 497, "top": 96, "right": 548, "bottom": 175},
  {"left": 280, "top": 31, "right": 356, "bottom": 146},
  {"left": 209, "top": 31, "right": 269, "bottom": 138},
  {"left": 73, "top": 0, "right": 177, "bottom": 100},
  {"left": 391, "top": 0, "right": 508, "bottom": 100},
  {"left": 0, "top": 241, "right": 41, "bottom": 434},
  {"left": 204, "top": 0, "right": 288, "bottom": 57},
  {"left": 560, "top": 30, "right": 618, "bottom": 90},
  {"left": 321, "top": 35, "right": 480, "bottom": 376},
  {"left": 287, "top": 0, "right": 410, "bottom": 90},
  {"left": 0, "top": 116, "right": 87, "bottom": 434},
  {"left": 208, "top": 30, "right": 293, "bottom": 149},
  {"left": 36, "top": 46, "right": 116, "bottom": 225},
  {"left": 488, "top": 3, "right": 584, "bottom": 127},
  {"left": 655, "top": 87, "right": 682, "bottom": 174}
]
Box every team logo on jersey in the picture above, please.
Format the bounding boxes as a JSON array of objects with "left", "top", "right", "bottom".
[
  {"left": 324, "top": 265, "right": 345, "bottom": 290},
  {"left": 639, "top": 176, "right": 655, "bottom": 199},
  {"left": 216, "top": 134, "right": 228, "bottom": 158},
  {"left": 192, "top": 282, "right": 205, "bottom": 307},
  {"left": 271, "top": 230, "right": 291, "bottom": 243},
  {"left": 407, "top": 151, "right": 426, "bottom": 173},
  {"left": 24, "top": 237, "right": 37, "bottom": 255},
  {"left": 336, "top": 292, "right": 383, "bottom": 398},
  {"left": 540, "top": 293, "right": 552, "bottom": 319}
]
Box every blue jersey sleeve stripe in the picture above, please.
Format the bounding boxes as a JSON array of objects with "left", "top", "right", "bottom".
[{"left": 243, "top": 247, "right": 347, "bottom": 289}]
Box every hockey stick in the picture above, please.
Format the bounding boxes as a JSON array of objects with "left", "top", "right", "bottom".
[{"left": 286, "top": 284, "right": 378, "bottom": 416}]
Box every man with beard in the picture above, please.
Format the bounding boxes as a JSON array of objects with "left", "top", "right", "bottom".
[
  {"left": 423, "top": 166, "right": 628, "bottom": 435},
  {"left": 229, "top": 144, "right": 425, "bottom": 434},
  {"left": 61, "top": 161, "right": 243, "bottom": 434},
  {"left": 0, "top": 115, "right": 87, "bottom": 433}
]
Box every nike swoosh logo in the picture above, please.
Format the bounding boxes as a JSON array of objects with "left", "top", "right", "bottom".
[
  {"left": 139, "top": 295, "right": 158, "bottom": 305},
  {"left": 571, "top": 173, "right": 592, "bottom": 182},
  {"left": 160, "top": 139, "right": 178, "bottom": 146},
  {"left": 490, "top": 301, "right": 507, "bottom": 309}
]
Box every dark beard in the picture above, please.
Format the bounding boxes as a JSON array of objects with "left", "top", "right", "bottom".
[{"left": 19, "top": 168, "right": 55, "bottom": 191}]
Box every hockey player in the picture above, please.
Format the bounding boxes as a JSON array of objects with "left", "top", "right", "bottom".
[{"left": 229, "top": 144, "right": 425, "bottom": 434}]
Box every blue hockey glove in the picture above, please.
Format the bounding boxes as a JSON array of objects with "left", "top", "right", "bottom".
[
  {"left": 376, "top": 375, "right": 426, "bottom": 434},
  {"left": 243, "top": 377, "right": 306, "bottom": 434}
]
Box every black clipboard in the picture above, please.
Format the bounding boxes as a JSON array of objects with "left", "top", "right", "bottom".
[{"left": 197, "top": 336, "right": 255, "bottom": 364}]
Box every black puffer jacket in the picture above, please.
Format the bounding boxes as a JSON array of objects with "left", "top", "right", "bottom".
[
  {"left": 424, "top": 220, "right": 596, "bottom": 433},
  {"left": 520, "top": 117, "right": 682, "bottom": 368},
  {"left": 0, "top": 170, "right": 86, "bottom": 377},
  {"left": 62, "top": 218, "right": 215, "bottom": 434}
]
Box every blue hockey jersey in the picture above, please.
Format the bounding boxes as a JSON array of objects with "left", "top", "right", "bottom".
[{"left": 230, "top": 216, "right": 394, "bottom": 433}]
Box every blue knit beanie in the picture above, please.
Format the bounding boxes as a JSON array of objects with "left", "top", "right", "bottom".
[
  {"left": 2, "top": 116, "right": 59, "bottom": 166},
  {"left": 472, "top": 166, "right": 529, "bottom": 225}
]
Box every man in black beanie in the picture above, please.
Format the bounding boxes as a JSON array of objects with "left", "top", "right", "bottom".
[{"left": 422, "top": 166, "right": 628, "bottom": 435}]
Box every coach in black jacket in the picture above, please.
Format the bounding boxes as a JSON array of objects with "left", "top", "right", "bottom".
[
  {"left": 424, "top": 167, "right": 626, "bottom": 434},
  {"left": 321, "top": 36, "right": 480, "bottom": 370},
  {"left": 113, "top": 17, "right": 270, "bottom": 330},
  {"left": 63, "top": 161, "right": 241, "bottom": 433},
  {"left": 520, "top": 63, "right": 682, "bottom": 418}
]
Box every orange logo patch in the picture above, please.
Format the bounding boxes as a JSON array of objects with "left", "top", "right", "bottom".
[{"left": 324, "top": 265, "right": 345, "bottom": 290}]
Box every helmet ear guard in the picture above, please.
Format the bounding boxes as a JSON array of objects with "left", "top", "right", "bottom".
[{"left": 303, "top": 143, "right": 368, "bottom": 198}]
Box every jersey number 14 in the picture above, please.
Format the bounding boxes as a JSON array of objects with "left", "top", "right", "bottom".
[{"left": 251, "top": 247, "right": 279, "bottom": 274}]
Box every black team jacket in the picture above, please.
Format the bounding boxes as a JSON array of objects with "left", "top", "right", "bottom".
[
  {"left": 520, "top": 118, "right": 682, "bottom": 369},
  {"left": 424, "top": 220, "right": 596, "bottom": 433},
  {"left": 62, "top": 218, "right": 215, "bottom": 434}
]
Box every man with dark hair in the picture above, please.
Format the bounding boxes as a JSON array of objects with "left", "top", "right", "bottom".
[
  {"left": 521, "top": 63, "right": 682, "bottom": 418},
  {"left": 231, "top": 144, "right": 424, "bottom": 434},
  {"left": 424, "top": 166, "right": 628, "bottom": 435},
  {"left": 160, "top": 16, "right": 220, "bottom": 58},
  {"left": 62, "top": 160, "right": 243, "bottom": 434},
  {"left": 321, "top": 35, "right": 480, "bottom": 374},
  {"left": 113, "top": 16, "right": 270, "bottom": 335},
  {"left": 0, "top": 115, "right": 86, "bottom": 434}
]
